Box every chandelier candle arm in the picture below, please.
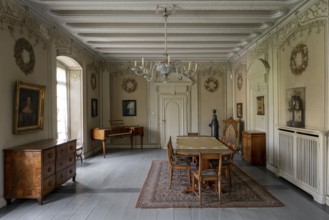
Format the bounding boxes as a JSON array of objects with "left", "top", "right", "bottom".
[{"left": 131, "top": 5, "right": 198, "bottom": 83}]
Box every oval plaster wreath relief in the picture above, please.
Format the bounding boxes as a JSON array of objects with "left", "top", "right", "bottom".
[
  {"left": 91, "top": 73, "right": 96, "bottom": 90},
  {"left": 290, "top": 43, "right": 308, "bottom": 75},
  {"left": 204, "top": 77, "right": 218, "bottom": 93},
  {"left": 14, "top": 38, "right": 35, "bottom": 75},
  {"left": 237, "top": 73, "right": 243, "bottom": 90},
  {"left": 121, "top": 78, "right": 137, "bottom": 93}
]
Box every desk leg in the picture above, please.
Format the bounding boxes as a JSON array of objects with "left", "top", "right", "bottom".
[
  {"left": 140, "top": 135, "right": 143, "bottom": 149},
  {"left": 102, "top": 141, "right": 106, "bottom": 158},
  {"left": 130, "top": 135, "right": 133, "bottom": 149},
  {"left": 92, "top": 140, "right": 94, "bottom": 156}
]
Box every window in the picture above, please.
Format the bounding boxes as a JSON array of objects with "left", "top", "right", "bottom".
[{"left": 56, "top": 66, "right": 69, "bottom": 140}]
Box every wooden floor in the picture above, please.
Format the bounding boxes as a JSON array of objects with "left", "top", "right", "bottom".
[{"left": 0, "top": 148, "right": 329, "bottom": 220}]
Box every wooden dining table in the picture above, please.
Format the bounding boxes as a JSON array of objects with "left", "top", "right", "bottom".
[
  {"left": 175, "top": 136, "right": 233, "bottom": 193},
  {"left": 175, "top": 135, "right": 232, "bottom": 156}
]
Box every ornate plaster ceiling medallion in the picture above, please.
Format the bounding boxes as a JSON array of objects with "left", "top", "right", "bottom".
[
  {"left": 121, "top": 78, "right": 137, "bottom": 93},
  {"left": 14, "top": 38, "right": 35, "bottom": 75},
  {"left": 204, "top": 77, "right": 218, "bottom": 93},
  {"left": 237, "top": 73, "right": 243, "bottom": 90},
  {"left": 290, "top": 43, "right": 308, "bottom": 75}
]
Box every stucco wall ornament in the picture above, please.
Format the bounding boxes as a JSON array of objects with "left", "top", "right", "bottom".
[
  {"left": 204, "top": 77, "right": 218, "bottom": 93},
  {"left": 121, "top": 78, "right": 137, "bottom": 93},
  {"left": 237, "top": 73, "right": 243, "bottom": 90},
  {"left": 290, "top": 43, "right": 308, "bottom": 75},
  {"left": 91, "top": 73, "right": 96, "bottom": 90},
  {"left": 14, "top": 38, "right": 35, "bottom": 75}
]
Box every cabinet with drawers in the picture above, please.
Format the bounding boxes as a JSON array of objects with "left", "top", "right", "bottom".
[
  {"left": 3, "top": 139, "right": 76, "bottom": 204},
  {"left": 242, "top": 130, "right": 266, "bottom": 165}
]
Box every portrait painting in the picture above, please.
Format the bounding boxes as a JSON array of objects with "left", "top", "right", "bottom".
[
  {"left": 91, "top": 98, "right": 98, "bottom": 117},
  {"left": 257, "top": 96, "right": 265, "bottom": 115},
  {"left": 237, "top": 103, "right": 243, "bottom": 118},
  {"left": 13, "top": 81, "right": 45, "bottom": 134},
  {"left": 122, "top": 100, "right": 136, "bottom": 116}
]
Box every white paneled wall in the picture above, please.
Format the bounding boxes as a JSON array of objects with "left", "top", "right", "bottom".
[{"left": 277, "top": 127, "right": 328, "bottom": 204}]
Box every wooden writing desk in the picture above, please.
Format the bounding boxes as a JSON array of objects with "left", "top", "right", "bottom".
[{"left": 91, "top": 120, "right": 143, "bottom": 158}]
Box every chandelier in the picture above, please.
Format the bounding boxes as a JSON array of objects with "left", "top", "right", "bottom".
[{"left": 131, "top": 6, "right": 198, "bottom": 83}]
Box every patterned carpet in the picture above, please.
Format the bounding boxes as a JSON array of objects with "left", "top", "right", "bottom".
[{"left": 136, "top": 160, "right": 284, "bottom": 208}]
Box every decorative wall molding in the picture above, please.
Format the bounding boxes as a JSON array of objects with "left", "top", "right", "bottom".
[
  {"left": 1, "top": 0, "right": 103, "bottom": 67},
  {"left": 297, "top": 0, "right": 328, "bottom": 24},
  {"left": 69, "top": 69, "right": 81, "bottom": 81},
  {"left": 235, "top": 0, "right": 328, "bottom": 64}
]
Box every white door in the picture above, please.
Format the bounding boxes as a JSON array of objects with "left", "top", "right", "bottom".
[{"left": 159, "top": 95, "right": 187, "bottom": 148}]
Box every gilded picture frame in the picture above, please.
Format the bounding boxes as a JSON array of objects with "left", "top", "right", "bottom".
[
  {"left": 13, "top": 81, "right": 45, "bottom": 134},
  {"left": 257, "top": 96, "right": 265, "bottom": 115},
  {"left": 237, "top": 103, "right": 243, "bottom": 118}
]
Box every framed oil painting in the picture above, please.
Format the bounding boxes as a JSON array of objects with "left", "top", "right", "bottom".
[
  {"left": 91, "top": 98, "right": 98, "bottom": 117},
  {"left": 237, "top": 103, "right": 242, "bottom": 118},
  {"left": 257, "top": 96, "right": 265, "bottom": 115},
  {"left": 13, "top": 81, "right": 45, "bottom": 134},
  {"left": 122, "top": 100, "right": 136, "bottom": 116}
]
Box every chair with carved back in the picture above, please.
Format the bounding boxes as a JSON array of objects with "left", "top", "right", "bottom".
[
  {"left": 187, "top": 132, "right": 199, "bottom": 136},
  {"left": 221, "top": 117, "right": 240, "bottom": 148},
  {"left": 187, "top": 132, "right": 199, "bottom": 164},
  {"left": 167, "top": 137, "right": 191, "bottom": 189},
  {"left": 192, "top": 152, "right": 223, "bottom": 205}
]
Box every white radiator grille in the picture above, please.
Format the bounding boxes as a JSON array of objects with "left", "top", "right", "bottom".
[
  {"left": 279, "top": 132, "right": 294, "bottom": 176},
  {"left": 296, "top": 136, "right": 318, "bottom": 189},
  {"left": 276, "top": 126, "right": 328, "bottom": 204}
]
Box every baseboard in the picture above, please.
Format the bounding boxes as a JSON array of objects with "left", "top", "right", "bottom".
[
  {"left": 0, "top": 197, "right": 7, "bottom": 208},
  {"left": 83, "top": 144, "right": 161, "bottom": 159},
  {"left": 266, "top": 163, "right": 278, "bottom": 175}
]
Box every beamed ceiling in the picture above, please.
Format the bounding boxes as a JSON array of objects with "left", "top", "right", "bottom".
[{"left": 21, "top": 0, "right": 308, "bottom": 63}]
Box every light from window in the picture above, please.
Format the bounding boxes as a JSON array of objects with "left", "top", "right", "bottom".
[{"left": 56, "top": 66, "right": 68, "bottom": 140}]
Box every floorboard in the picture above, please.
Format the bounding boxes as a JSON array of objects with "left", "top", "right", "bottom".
[{"left": 0, "top": 148, "right": 328, "bottom": 220}]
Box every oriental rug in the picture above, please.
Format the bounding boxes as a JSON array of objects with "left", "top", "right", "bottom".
[{"left": 136, "top": 160, "right": 284, "bottom": 208}]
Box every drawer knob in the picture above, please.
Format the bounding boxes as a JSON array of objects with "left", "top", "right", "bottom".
[
  {"left": 48, "top": 167, "right": 52, "bottom": 172},
  {"left": 48, "top": 181, "right": 52, "bottom": 186},
  {"left": 48, "top": 153, "right": 52, "bottom": 158}
]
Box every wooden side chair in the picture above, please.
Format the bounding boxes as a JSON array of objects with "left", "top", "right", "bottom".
[
  {"left": 222, "top": 117, "right": 241, "bottom": 147},
  {"left": 192, "top": 152, "right": 222, "bottom": 205},
  {"left": 187, "top": 132, "right": 199, "bottom": 164},
  {"left": 187, "top": 132, "right": 199, "bottom": 136},
  {"left": 221, "top": 143, "right": 238, "bottom": 188},
  {"left": 167, "top": 137, "right": 191, "bottom": 189},
  {"left": 76, "top": 146, "right": 83, "bottom": 163}
]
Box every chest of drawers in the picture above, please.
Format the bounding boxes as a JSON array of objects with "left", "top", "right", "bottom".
[
  {"left": 3, "top": 139, "right": 76, "bottom": 204},
  {"left": 242, "top": 130, "right": 266, "bottom": 165}
]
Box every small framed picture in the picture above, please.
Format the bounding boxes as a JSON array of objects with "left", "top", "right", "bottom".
[
  {"left": 237, "top": 103, "right": 242, "bottom": 118},
  {"left": 91, "top": 98, "right": 98, "bottom": 117},
  {"left": 122, "top": 100, "right": 136, "bottom": 116},
  {"left": 257, "top": 96, "right": 265, "bottom": 115},
  {"left": 13, "top": 81, "right": 46, "bottom": 134}
]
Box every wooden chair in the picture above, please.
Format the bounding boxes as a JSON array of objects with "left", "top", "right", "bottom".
[
  {"left": 221, "top": 143, "right": 238, "bottom": 188},
  {"left": 167, "top": 137, "right": 191, "bottom": 189},
  {"left": 187, "top": 132, "right": 199, "bottom": 164},
  {"left": 76, "top": 146, "right": 83, "bottom": 163},
  {"left": 222, "top": 117, "right": 240, "bottom": 147},
  {"left": 192, "top": 152, "right": 222, "bottom": 205},
  {"left": 187, "top": 132, "right": 199, "bottom": 136}
]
